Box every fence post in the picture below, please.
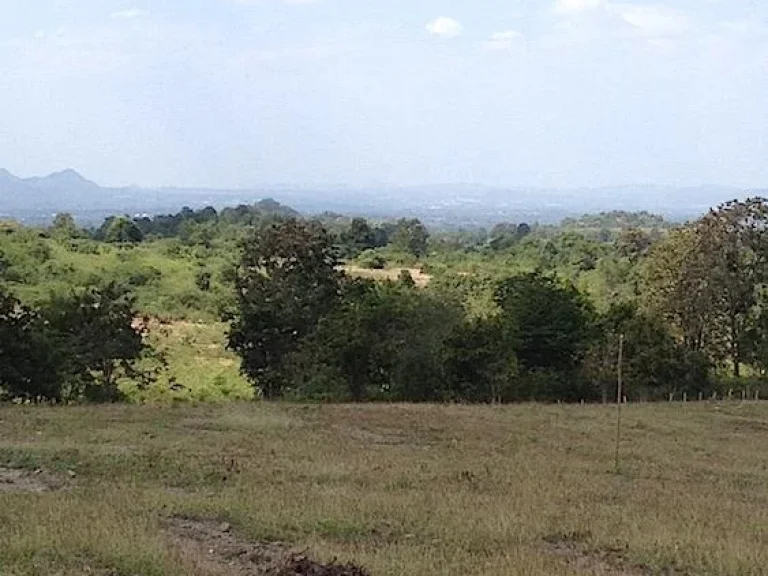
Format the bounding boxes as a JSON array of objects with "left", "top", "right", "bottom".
[{"left": 614, "top": 334, "right": 624, "bottom": 474}]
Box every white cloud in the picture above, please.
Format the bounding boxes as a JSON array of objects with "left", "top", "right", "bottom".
[
  {"left": 553, "top": 0, "right": 602, "bottom": 15},
  {"left": 110, "top": 8, "right": 148, "bottom": 20},
  {"left": 425, "top": 17, "right": 463, "bottom": 39},
  {"left": 616, "top": 4, "right": 688, "bottom": 36},
  {"left": 482, "top": 30, "right": 522, "bottom": 51}
]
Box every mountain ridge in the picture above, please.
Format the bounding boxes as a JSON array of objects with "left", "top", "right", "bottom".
[{"left": 0, "top": 168, "right": 762, "bottom": 226}]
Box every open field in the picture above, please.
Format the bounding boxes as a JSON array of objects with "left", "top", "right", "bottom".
[
  {"left": 342, "top": 266, "right": 432, "bottom": 288},
  {"left": 0, "top": 402, "right": 766, "bottom": 575}
]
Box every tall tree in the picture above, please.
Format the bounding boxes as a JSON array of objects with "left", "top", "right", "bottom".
[
  {"left": 227, "top": 219, "right": 342, "bottom": 398},
  {"left": 697, "top": 198, "right": 768, "bottom": 376},
  {"left": 50, "top": 213, "right": 81, "bottom": 240},
  {"left": 495, "top": 272, "right": 596, "bottom": 400},
  {"left": 340, "top": 218, "right": 376, "bottom": 257},
  {"left": 100, "top": 216, "right": 145, "bottom": 244},
  {"left": 645, "top": 198, "right": 768, "bottom": 376},
  {"left": 644, "top": 227, "right": 713, "bottom": 352},
  {"left": 392, "top": 218, "right": 429, "bottom": 257}
]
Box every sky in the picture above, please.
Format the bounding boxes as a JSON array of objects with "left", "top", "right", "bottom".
[{"left": 0, "top": 0, "right": 767, "bottom": 189}]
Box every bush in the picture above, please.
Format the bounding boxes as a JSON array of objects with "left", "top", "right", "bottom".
[
  {"left": 0, "top": 290, "right": 63, "bottom": 401},
  {"left": 357, "top": 250, "right": 387, "bottom": 270}
]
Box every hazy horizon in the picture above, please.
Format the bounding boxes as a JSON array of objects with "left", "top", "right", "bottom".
[
  {"left": 2, "top": 1, "right": 767, "bottom": 191},
  {"left": 0, "top": 166, "right": 753, "bottom": 193}
]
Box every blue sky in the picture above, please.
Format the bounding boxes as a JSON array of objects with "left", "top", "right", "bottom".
[{"left": 1, "top": 0, "right": 766, "bottom": 189}]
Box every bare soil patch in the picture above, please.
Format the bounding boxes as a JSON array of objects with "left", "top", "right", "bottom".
[
  {"left": 165, "top": 516, "right": 370, "bottom": 576},
  {"left": 0, "top": 467, "right": 63, "bottom": 493},
  {"left": 342, "top": 266, "right": 431, "bottom": 287}
]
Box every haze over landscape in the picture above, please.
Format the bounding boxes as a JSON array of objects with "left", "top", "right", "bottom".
[
  {"left": 2, "top": 0, "right": 767, "bottom": 219},
  {"left": 4, "top": 4, "right": 768, "bottom": 576}
]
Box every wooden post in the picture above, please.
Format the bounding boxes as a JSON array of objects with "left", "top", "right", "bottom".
[{"left": 615, "top": 334, "right": 624, "bottom": 473}]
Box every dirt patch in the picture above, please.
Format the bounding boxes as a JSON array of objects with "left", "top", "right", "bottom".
[
  {"left": 0, "top": 467, "right": 63, "bottom": 493},
  {"left": 342, "top": 266, "right": 431, "bottom": 288},
  {"left": 165, "top": 516, "right": 370, "bottom": 576},
  {"left": 542, "top": 532, "right": 654, "bottom": 576}
]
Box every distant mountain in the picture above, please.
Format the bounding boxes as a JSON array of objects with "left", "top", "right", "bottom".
[
  {"left": 0, "top": 168, "right": 761, "bottom": 227},
  {"left": 0, "top": 169, "right": 269, "bottom": 224}
]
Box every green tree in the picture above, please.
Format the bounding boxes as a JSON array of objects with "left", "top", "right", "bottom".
[
  {"left": 495, "top": 272, "right": 596, "bottom": 401},
  {"left": 43, "top": 283, "right": 149, "bottom": 401},
  {"left": 50, "top": 213, "right": 81, "bottom": 240},
  {"left": 645, "top": 198, "right": 768, "bottom": 376},
  {"left": 443, "top": 317, "right": 519, "bottom": 403},
  {"left": 291, "top": 280, "right": 462, "bottom": 402},
  {"left": 101, "top": 217, "right": 145, "bottom": 244},
  {"left": 340, "top": 217, "right": 376, "bottom": 257},
  {"left": 616, "top": 227, "right": 652, "bottom": 262},
  {"left": 586, "top": 303, "right": 711, "bottom": 402},
  {"left": 644, "top": 227, "right": 711, "bottom": 352},
  {"left": 697, "top": 198, "right": 768, "bottom": 376},
  {"left": 227, "top": 219, "right": 342, "bottom": 399},
  {"left": 391, "top": 218, "right": 429, "bottom": 257},
  {"left": 0, "top": 289, "right": 63, "bottom": 401}
]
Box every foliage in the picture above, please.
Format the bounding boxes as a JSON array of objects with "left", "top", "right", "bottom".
[
  {"left": 586, "top": 303, "right": 711, "bottom": 402},
  {"left": 645, "top": 198, "right": 768, "bottom": 376},
  {"left": 443, "top": 316, "right": 518, "bottom": 403},
  {"left": 357, "top": 250, "right": 387, "bottom": 270},
  {"left": 227, "top": 219, "right": 342, "bottom": 398},
  {"left": 0, "top": 283, "right": 150, "bottom": 402},
  {"left": 100, "top": 216, "right": 145, "bottom": 244},
  {"left": 42, "top": 282, "right": 150, "bottom": 401},
  {"left": 391, "top": 218, "right": 430, "bottom": 257},
  {"left": 50, "top": 212, "right": 85, "bottom": 241},
  {"left": 489, "top": 222, "right": 531, "bottom": 251},
  {"left": 7, "top": 197, "right": 768, "bottom": 404},
  {"left": 0, "top": 289, "right": 62, "bottom": 401},
  {"left": 495, "top": 272, "right": 597, "bottom": 401},
  {"left": 561, "top": 210, "right": 668, "bottom": 230},
  {"left": 291, "top": 279, "right": 462, "bottom": 402}
]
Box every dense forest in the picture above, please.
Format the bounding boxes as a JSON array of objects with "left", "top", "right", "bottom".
[{"left": 1, "top": 198, "right": 767, "bottom": 404}]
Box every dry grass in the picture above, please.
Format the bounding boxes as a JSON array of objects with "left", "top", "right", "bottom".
[
  {"left": 0, "top": 402, "right": 766, "bottom": 575},
  {"left": 342, "top": 266, "right": 432, "bottom": 287}
]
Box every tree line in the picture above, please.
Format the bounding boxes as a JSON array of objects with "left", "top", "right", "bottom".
[
  {"left": 224, "top": 216, "right": 729, "bottom": 403},
  {"left": 3, "top": 197, "right": 768, "bottom": 403}
]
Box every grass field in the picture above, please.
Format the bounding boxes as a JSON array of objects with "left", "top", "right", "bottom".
[
  {"left": 125, "top": 320, "right": 252, "bottom": 403},
  {"left": 0, "top": 402, "right": 766, "bottom": 575}
]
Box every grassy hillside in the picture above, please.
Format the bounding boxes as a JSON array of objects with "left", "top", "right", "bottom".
[
  {"left": 1, "top": 402, "right": 766, "bottom": 575},
  {"left": 126, "top": 320, "right": 252, "bottom": 403}
]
